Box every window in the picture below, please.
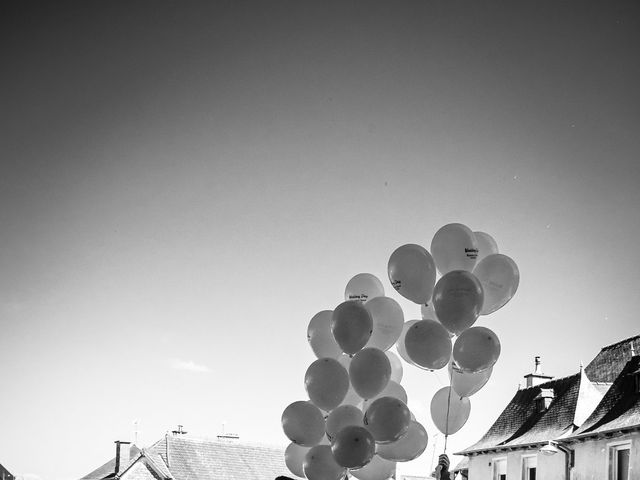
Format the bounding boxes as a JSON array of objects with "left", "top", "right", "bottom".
[
  {"left": 522, "top": 455, "right": 537, "bottom": 480},
  {"left": 493, "top": 457, "right": 507, "bottom": 480},
  {"left": 608, "top": 441, "right": 631, "bottom": 480}
]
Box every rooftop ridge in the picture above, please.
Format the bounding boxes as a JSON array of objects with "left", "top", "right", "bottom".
[
  {"left": 599, "top": 334, "right": 640, "bottom": 351},
  {"left": 165, "top": 434, "right": 286, "bottom": 450},
  {"left": 520, "top": 372, "right": 579, "bottom": 390}
]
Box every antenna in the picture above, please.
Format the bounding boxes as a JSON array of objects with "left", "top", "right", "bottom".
[{"left": 133, "top": 419, "right": 140, "bottom": 445}]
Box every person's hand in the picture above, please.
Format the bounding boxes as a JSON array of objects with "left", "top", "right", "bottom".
[{"left": 435, "top": 454, "right": 450, "bottom": 479}]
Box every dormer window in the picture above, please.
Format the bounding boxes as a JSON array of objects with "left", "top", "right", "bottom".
[
  {"left": 535, "top": 388, "right": 555, "bottom": 412},
  {"left": 625, "top": 368, "right": 640, "bottom": 394}
]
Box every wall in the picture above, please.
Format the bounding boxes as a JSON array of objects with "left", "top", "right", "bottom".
[
  {"left": 571, "top": 432, "right": 640, "bottom": 480},
  {"left": 466, "top": 448, "right": 565, "bottom": 480}
]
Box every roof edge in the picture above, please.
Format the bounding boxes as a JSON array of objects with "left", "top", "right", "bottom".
[
  {"left": 562, "top": 425, "right": 640, "bottom": 443},
  {"left": 455, "top": 441, "right": 550, "bottom": 457}
]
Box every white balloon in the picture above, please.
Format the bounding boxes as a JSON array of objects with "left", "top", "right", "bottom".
[
  {"left": 308, "top": 310, "right": 342, "bottom": 359},
  {"left": 430, "top": 386, "right": 471, "bottom": 435},
  {"left": 337, "top": 354, "right": 364, "bottom": 407},
  {"left": 285, "top": 442, "right": 310, "bottom": 478},
  {"left": 350, "top": 454, "right": 396, "bottom": 480},
  {"left": 420, "top": 302, "right": 436, "bottom": 320},
  {"left": 345, "top": 273, "right": 385, "bottom": 303},
  {"left": 449, "top": 360, "right": 493, "bottom": 397},
  {"left": 431, "top": 223, "right": 478, "bottom": 274},
  {"left": 364, "top": 296, "right": 404, "bottom": 351},
  {"left": 376, "top": 420, "right": 428, "bottom": 462},
  {"left": 395, "top": 320, "right": 420, "bottom": 366},
  {"left": 473, "top": 231, "right": 499, "bottom": 263},
  {"left": 362, "top": 380, "right": 407, "bottom": 412},
  {"left": 385, "top": 350, "right": 403, "bottom": 383},
  {"left": 473, "top": 253, "right": 520, "bottom": 315}
]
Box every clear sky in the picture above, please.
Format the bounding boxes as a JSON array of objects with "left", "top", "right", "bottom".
[{"left": 1, "top": 1, "right": 639, "bottom": 479}]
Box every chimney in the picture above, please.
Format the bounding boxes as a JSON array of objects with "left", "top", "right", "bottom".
[
  {"left": 535, "top": 388, "right": 555, "bottom": 412},
  {"left": 114, "top": 440, "right": 131, "bottom": 474},
  {"left": 523, "top": 356, "right": 554, "bottom": 387},
  {"left": 171, "top": 424, "right": 188, "bottom": 436}
]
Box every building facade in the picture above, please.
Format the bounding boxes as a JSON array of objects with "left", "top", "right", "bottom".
[{"left": 456, "top": 335, "right": 640, "bottom": 480}]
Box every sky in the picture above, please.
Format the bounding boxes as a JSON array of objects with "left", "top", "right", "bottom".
[{"left": 1, "top": 1, "right": 639, "bottom": 479}]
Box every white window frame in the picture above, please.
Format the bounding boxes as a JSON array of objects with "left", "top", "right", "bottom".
[
  {"left": 607, "top": 439, "right": 631, "bottom": 480},
  {"left": 493, "top": 456, "right": 508, "bottom": 480},
  {"left": 521, "top": 454, "right": 537, "bottom": 480}
]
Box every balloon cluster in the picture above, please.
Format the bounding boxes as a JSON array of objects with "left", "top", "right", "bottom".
[{"left": 281, "top": 224, "right": 519, "bottom": 480}]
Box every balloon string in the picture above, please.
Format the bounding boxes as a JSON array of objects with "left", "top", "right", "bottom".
[{"left": 443, "top": 384, "right": 453, "bottom": 454}]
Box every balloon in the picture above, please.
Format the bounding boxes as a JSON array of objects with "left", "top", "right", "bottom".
[
  {"left": 350, "top": 454, "right": 396, "bottom": 480},
  {"left": 345, "top": 273, "right": 385, "bottom": 303},
  {"left": 325, "top": 404, "right": 364, "bottom": 442},
  {"left": 432, "top": 270, "right": 484, "bottom": 335},
  {"left": 473, "top": 254, "right": 520, "bottom": 315},
  {"left": 431, "top": 223, "right": 478, "bottom": 274},
  {"left": 395, "top": 320, "right": 420, "bottom": 365},
  {"left": 349, "top": 348, "right": 391, "bottom": 400},
  {"left": 282, "top": 401, "right": 326, "bottom": 447},
  {"left": 420, "top": 302, "right": 436, "bottom": 320},
  {"left": 430, "top": 386, "right": 471, "bottom": 435},
  {"left": 449, "top": 360, "right": 493, "bottom": 397},
  {"left": 363, "top": 396, "right": 412, "bottom": 443},
  {"left": 337, "top": 354, "right": 363, "bottom": 407},
  {"left": 385, "top": 350, "right": 403, "bottom": 383},
  {"left": 305, "top": 358, "right": 350, "bottom": 411},
  {"left": 376, "top": 420, "right": 428, "bottom": 462},
  {"left": 387, "top": 244, "right": 437, "bottom": 304},
  {"left": 473, "top": 231, "right": 499, "bottom": 263},
  {"left": 303, "top": 445, "right": 345, "bottom": 480},
  {"left": 308, "top": 310, "right": 343, "bottom": 359},
  {"left": 362, "top": 381, "right": 407, "bottom": 412},
  {"left": 331, "top": 425, "right": 376, "bottom": 469},
  {"left": 453, "top": 326, "right": 501, "bottom": 373},
  {"left": 332, "top": 301, "right": 373, "bottom": 355},
  {"left": 364, "top": 297, "right": 404, "bottom": 351},
  {"left": 285, "top": 442, "right": 310, "bottom": 478},
  {"left": 404, "top": 319, "right": 452, "bottom": 370}
]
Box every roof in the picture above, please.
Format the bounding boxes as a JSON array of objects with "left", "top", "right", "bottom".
[
  {"left": 569, "top": 355, "right": 640, "bottom": 439},
  {"left": 0, "top": 464, "right": 16, "bottom": 480},
  {"left": 117, "top": 450, "right": 173, "bottom": 480},
  {"left": 80, "top": 436, "right": 288, "bottom": 480},
  {"left": 585, "top": 335, "right": 640, "bottom": 383},
  {"left": 79, "top": 445, "right": 141, "bottom": 480},
  {"left": 457, "top": 371, "right": 605, "bottom": 455},
  {"left": 144, "top": 435, "right": 288, "bottom": 480}
]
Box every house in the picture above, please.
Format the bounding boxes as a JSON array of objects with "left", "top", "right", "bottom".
[
  {"left": 1, "top": 464, "right": 15, "bottom": 480},
  {"left": 456, "top": 335, "right": 640, "bottom": 480},
  {"left": 79, "top": 432, "right": 289, "bottom": 480}
]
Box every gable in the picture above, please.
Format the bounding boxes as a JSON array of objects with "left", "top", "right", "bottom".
[
  {"left": 571, "top": 355, "right": 640, "bottom": 438},
  {"left": 120, "top": 462, "right": 164, "bottom": 480}
]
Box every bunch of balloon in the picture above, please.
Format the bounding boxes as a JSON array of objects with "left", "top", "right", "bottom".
[
  {"left": 390, "top": 224, "right": 519, "bottom": 454},
  {"left": 281, "top": 223, "right": 519, "bottom": 479},
  {"left": 282, "top": 273, "right": 429, "bottom": 480}
]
